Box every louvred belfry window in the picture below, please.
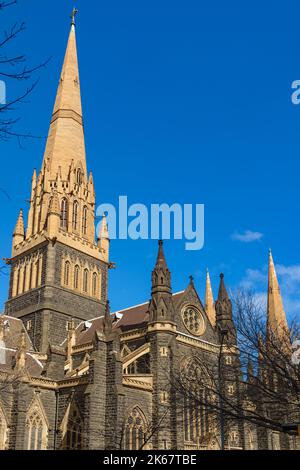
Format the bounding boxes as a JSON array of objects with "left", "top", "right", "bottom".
[
  {"left": 76, "top": 169, "right": 82, "bottom": 185},
  {"left": 72, "top": 201, "right": 79, "bottom": 231},
  {"left": 92, "top": 272, "right": 97, "bottom": 296},
  {"left": 74, "top": 265, "right": 80, "bottom": 289},
  {"left": 60, "top": 198, "right": 68, "bottom": 230},
  {"left": 82, "top": 206, "right": 88, "bottom": 236},
  {"left": 83, "top": 268, "right": 89, "bottom": 293},
  {"left": 64, "top": 261, "right": 71, "bottom": 286}
]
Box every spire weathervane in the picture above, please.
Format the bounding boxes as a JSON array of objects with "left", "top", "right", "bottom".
[{"left": 70, "top": 7, "right": 78, "bottom": 26}]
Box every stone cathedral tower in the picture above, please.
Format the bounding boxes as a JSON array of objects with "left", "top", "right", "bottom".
[{"left": 5, "top": 19, "right": 109, "bottom": 352}]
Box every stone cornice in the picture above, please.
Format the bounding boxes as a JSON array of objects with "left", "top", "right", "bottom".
[
  {"left": 119, "top": 328, "right": 147, "bottom": 342},
  {"left": 0, "top": 372, "right": 90, "bottom": 391},
  {"left": 122, "top": 375, "right": 153, "bottom": 391},
  {"left": 176, "top": 332, "right": 220, "bottom": 353},
  {"left": 12, "top": 233, "right": 48, "bottom": 258},
  {"left": 72, "top": 342, "right": 94, "bottom": 354},
  {"left": 147, "top": 322, "right": 177, "bottom": 334}
]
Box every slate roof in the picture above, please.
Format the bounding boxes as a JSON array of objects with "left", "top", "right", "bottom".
[
  {"left": 74, "top": 291, "right": 185, "bottom": 346},
  {"left": 0, "top": 315, "right": 43, "bottom": 377}
]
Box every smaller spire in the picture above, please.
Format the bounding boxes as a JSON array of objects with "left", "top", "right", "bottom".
[
  {"left": 267, "top": 251, "right": 289, "bottom": 341},
  {"left": 13, "top": 209, "right": 25, "bottom": 247},
  {"left": 151, "top": 240, "right": 171, "bottom": 295},
  {"left": 103, "top": 300, "right": 112, "bottom": 334},
  {"left": 205, "top": 269, "right": 216, "bottom": 327},
  {"left": 215, "top": 273, "right": 236, "bottom": 344},
  {"left": 247, "top": 359, "right": 254, "bottom": 382},
  {"left": 49, "top": 191, "right": 60, "bottom": 215},
  {"left": 13, "top": 209, "right": 25, "bottom": 236},
  {"left": 31, "top": 168, "right": 37, "bottom": 192},
  {"left": 48, "top": 191, "right": 60, "bottom": 239},
  {"left": 98, "top": 214, "right": 110, "bottom": 263},
  {"left": 99, "top": 214, "right": 109, "bottom": 240},
  {"left": 218, "top": 273, "right": 229, "bottom": 301},
  {"left": 15, "top": 331, "right": 27, "bottom": 371},
  {"left": 66, "top": 319, "right": 76, "bottom": 367},
  {"left": 155, "top": 240, "right": 167, "bottom": 268},
  {"left": 258, "top": 333, "right": 264, "bottom": 362}
]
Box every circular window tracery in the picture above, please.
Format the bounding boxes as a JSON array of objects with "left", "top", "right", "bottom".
[{"left": 181, "top": 305, "right": 205, "bottom": 336}]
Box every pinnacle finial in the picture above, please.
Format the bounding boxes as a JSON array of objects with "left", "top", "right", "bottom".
[
  {"left": 70, "top": 7, "right": 78, "bottom": 26},
  {"left": 205, "top": 268, "right": 216, "bottom": 327},
  {"left": 217, "top": 272, "right": 229, "bottom": 302}
]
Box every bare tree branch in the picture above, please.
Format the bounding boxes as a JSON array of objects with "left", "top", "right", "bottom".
[{"left": 0, "top": 2, "right": 50, "bottom": 141}]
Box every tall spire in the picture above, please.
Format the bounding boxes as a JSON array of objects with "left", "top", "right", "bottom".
[
  {"left": 42, "top": 13, "right": 87, "bottom": 180},
  {"left": 267, "top": 250, "right": 289, "bottom": 340},
  {"left": 205, "top": 269, "right": 216, "bottom": 327}
]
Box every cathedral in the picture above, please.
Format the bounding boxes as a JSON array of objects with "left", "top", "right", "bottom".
[{"left": 0, "top": 17, "right": 298, "bottom": 451}]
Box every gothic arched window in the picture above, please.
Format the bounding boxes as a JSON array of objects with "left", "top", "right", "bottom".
[
  {"left": 0, "top": 406, "right": 7, "bottom": 450},
  {"left": 246, "top": 427, "right": 255, "bottom": 450},
  {"left": 92, "top": 272, "right": 98, "bottom": 296},
  {"left": 23, "top": 264, "right": 27, "bottom": 293},
  {"left": 82, "top": 206, "right": 88, "bottom": 236},
  {"left": 124, "top": 408, "right": 147, "bottom": 450},
  {"left": 25, "top": 408, "right": 48, "bottom": 450},
  {"left": 60, "top": 198, "right": 68, "bottom": 230},
  {"left": 83, "top": 269, "right": 89, "bottom": 293},
  {"left": 64, "top": 261, "right": 71, "bottom": 286},
  {"left": 180, "top": 357, "right": 213, "bottom": 446},
  {"left": 15, "top": 266, "right": 20, "bottom": 296},
  {"left": 64, "top": 406, "right": 83, "bottom": 450},
  {"left": 72, "top": 201, "right": 79, "bottom": 231},
  {"left": 35, "top": 259, "right": 40, "bottom": 288},
  {"left": 76, "top": 169, "right": 82, "bottom": 185},
  {"left": 74, "top": 265, "right": 80, "bottom": 290},
  {"left": 29, "top": 261, "right": 33, "bottom": 290},
  {"left": 228, "top": 430, "right": 240, "bottom": 449},
  {"left": 183, "top": 396, "right": 204, "bottom": 444}
]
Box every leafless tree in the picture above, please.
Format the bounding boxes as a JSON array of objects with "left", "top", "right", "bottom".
[
  {"left": 171, "top": 290, "right": 300, "bottom": 440},
  {"left": 0, "top": 0, "right": 49, "bottom": 142}
]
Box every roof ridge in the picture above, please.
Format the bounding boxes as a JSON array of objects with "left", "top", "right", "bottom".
[{"left": 112, "top": 291, "right": 185, "bottom": 315}]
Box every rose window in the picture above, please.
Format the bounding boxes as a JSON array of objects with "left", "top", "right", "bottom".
[{"left": 182, "top": 305, "right": 205, "bottom": 336}]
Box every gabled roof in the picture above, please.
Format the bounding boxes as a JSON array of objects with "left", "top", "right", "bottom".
[
  {"left": 0, "top": 315, "right": 43, "bottom": 377},
  {"left": 74, "top": 291, "right": 185, "bottom": 346},
  {"left": 0, "top": 315, "right": 33, "bottom": 351}
]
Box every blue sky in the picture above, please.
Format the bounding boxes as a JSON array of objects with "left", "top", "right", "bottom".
[{"left": 1, "top": 0, "right": 300, "bottom": 320}]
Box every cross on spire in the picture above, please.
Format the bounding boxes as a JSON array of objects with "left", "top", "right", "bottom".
[{"left": 70, "top": 7, "right": 78, "bottom": 26}]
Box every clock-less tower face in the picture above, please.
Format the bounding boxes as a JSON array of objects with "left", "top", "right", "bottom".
[{"left": 181, "top": 304, "right": 206, "bottom": 336}]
